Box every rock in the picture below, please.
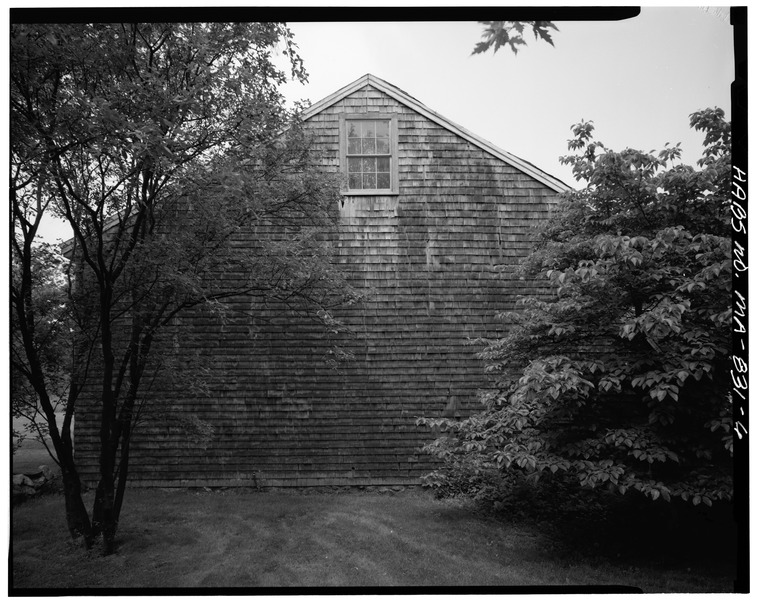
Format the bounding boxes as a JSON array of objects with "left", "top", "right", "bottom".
[
  {"left": 12, "top": 473, "right": 38, "bottom": 502},
  {"left": 12, "top": 467, "right": 57, "bottom": 503},
  {"left": 23, "top": 472, "right": 47, "bottom": 489},
  {"left": 13, "top": 474, "right": 33, "bottom": 487}
]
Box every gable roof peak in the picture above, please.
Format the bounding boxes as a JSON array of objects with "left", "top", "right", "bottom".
[{"left": 301, "top": 74, "right": 571, "bottom": 194}]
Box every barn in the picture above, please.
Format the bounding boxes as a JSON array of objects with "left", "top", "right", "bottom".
[{"left": 74, "top": 74, "right": 570, "bottom": 488}]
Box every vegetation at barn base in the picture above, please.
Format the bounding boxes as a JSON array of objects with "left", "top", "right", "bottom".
[
  {"left": 419, "top": 108, "right": 733, "bottom": 511},
  {"left": 11, "top": 22, "right": 354, "bottom": 554}
]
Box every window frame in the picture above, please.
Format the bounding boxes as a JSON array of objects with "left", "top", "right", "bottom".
[{"left": 339, "top": 113, "right": 399, "bottom": 196}]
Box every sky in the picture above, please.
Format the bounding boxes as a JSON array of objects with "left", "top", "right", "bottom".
[{"left": 280, "top": 7, "right": 734, "bottom": 189}]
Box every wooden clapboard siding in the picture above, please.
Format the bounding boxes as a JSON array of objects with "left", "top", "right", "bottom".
[{"left": 73, "top": 75, "right": 567, "bottom": 488}]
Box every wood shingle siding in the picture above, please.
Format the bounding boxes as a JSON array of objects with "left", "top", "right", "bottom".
[{"left": 73, "top": 74, "right": 569, "bottom": 488}]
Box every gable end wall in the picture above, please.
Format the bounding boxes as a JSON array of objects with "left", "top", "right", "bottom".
[{"left": 73, "top": 84, "right": 560, "bottom": 488}]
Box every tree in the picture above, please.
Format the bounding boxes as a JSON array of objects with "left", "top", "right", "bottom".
[
  {"left": 11, "top": 22, "right": 353, "bottom": 554},
  {"left": 473, "top": 21, "right": 558, "bottom": 56},
  {"left": 420, "top": 108, "right": 732, "bottom": 509},
  {"left": 11, "top": 243, "right": 71, "bottom": 454}
]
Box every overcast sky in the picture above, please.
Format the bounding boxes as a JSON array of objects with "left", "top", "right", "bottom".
[{"left": 281, "top": 7, "right": 734, "bottom": 188}]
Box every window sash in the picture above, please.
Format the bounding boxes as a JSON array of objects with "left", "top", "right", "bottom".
[
  {"left": 341, "top": 114, "right": 398, "bottom": 194},
  {"left": 346, "top": 119, "right": 391, "bottom": 157},
  {"left": 347, "top": 156, "right": 391, "bottom": 190}
]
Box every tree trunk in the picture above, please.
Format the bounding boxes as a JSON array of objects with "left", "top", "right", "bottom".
[
  {"left": 92, "top": 474, "right": 118, "bottom": 555},
  {"left": 113, "top": 434, "right": 131, "bottom": 521},
  {"left": 92, "top": 425, "right": 119, "bottom": 554},
  {"left": 60, "top": 466, "right": 94, "bottom": 548}
]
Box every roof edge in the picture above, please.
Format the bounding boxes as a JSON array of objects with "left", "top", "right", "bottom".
[{"left": 300, "top": 73, "right": 372, "bottom": 120}]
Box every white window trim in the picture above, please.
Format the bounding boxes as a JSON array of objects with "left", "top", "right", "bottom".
[{"left": 339, "top": 113, "right": 399, "bottom": 196}]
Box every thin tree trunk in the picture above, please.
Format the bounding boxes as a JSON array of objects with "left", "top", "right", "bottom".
[
  {"left": 113, "top": 434, "right": 131, "bottom": 522},
  {"left": 91, "top": 471, "right": 118, "bottom": 555},
  {"left": 60, "top": 466, "right": 94, "bottom": 548},
  {"left": 101, "top": 488, "right": 117, "bottom": 555}
]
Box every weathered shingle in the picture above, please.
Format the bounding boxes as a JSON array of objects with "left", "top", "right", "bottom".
[{"left": 74, "top": 75, "right": 564, "bottom": 488}]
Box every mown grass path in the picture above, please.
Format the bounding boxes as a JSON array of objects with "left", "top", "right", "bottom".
[{"left": 11, "top": 488, "right": 736, "bottom": 592}]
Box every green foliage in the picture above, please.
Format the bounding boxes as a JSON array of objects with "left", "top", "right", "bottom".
[
  {"left": 420, "top": 108, "right": 732, "bottom": 508},
  {"left": 473, "top": 21, "right": 558, "bottom": 56}
]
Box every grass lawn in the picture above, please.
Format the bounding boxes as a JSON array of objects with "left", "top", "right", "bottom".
[{"left": 11, "top": 487, "right": 738, "bottom": 592}]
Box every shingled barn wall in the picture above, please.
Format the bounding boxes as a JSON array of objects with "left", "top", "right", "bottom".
[{"left": 73, "top": 79, "right": 563, "bottom": 488}]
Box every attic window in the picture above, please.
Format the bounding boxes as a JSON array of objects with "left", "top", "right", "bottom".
[{"left": 340, "top": 114, "right": 398, "bottom": 195}]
